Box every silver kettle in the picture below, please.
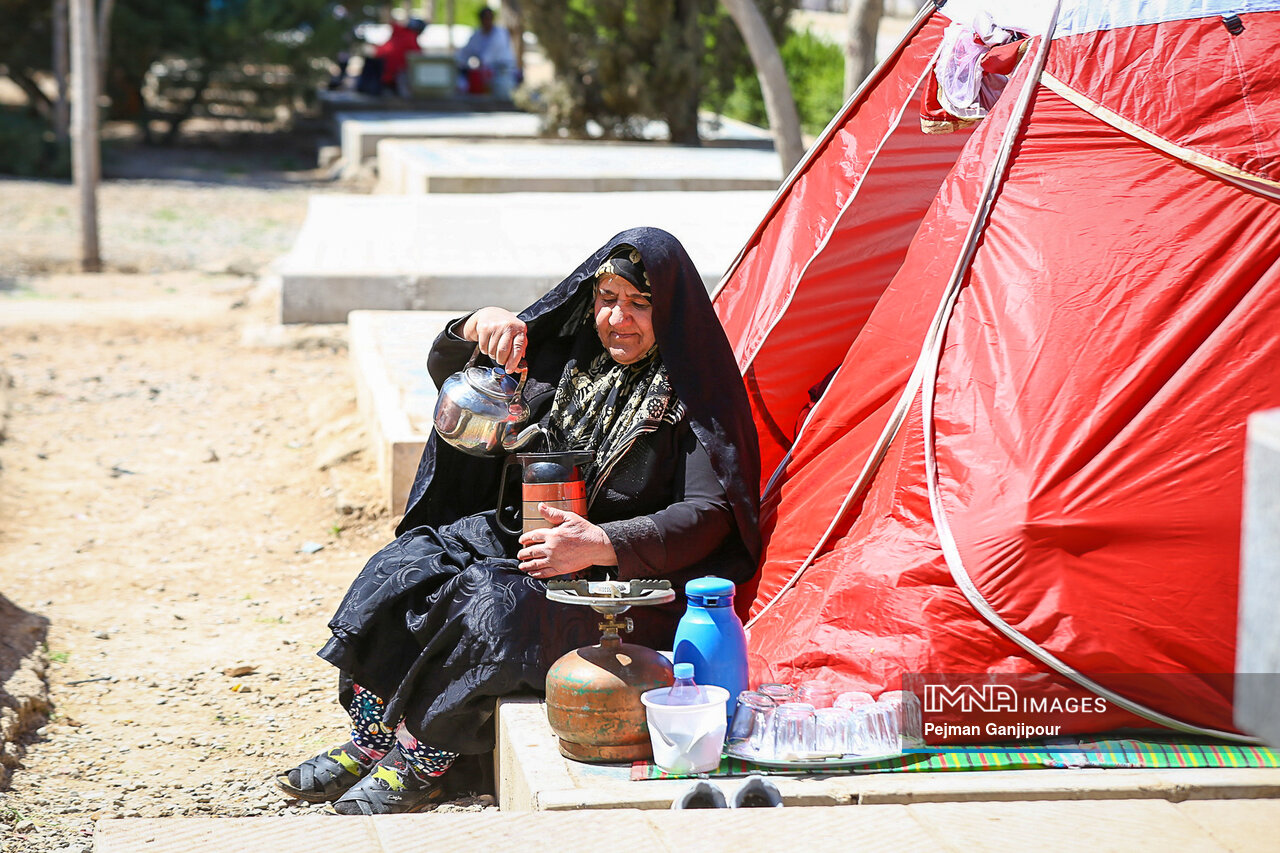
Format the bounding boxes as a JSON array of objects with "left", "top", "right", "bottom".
[{"left": 433, "top": 351, "right": 546, "bottom": 457}]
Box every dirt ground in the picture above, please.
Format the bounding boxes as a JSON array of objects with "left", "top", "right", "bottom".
[{"left": 0, "top": 133, "right": 490, "bottom": 852}]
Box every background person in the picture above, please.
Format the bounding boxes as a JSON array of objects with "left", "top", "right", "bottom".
[{"left": 455, "top": 7, "right": 516, "bottom": 95}]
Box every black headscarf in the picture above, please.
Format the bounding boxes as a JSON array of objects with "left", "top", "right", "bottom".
[{"left": 397, "top": 227, "right": 761, "bottom": 567}]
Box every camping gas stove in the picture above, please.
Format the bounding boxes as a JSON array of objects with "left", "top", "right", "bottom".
[{"left": 543, "top": 579, "right": 676, "bottom": 762}]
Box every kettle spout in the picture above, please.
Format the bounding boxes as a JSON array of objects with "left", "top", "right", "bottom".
[{"left": 502, "top": 424, "right": 547, "bottom": 452}]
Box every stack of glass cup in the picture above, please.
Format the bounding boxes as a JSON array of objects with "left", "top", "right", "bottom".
[{"left": 725, "top": 683, "right": 923, "bottom": 762}]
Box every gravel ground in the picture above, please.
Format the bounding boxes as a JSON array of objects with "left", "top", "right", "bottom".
[{"left": 0, "top": 138, "right": 493, "bottom": 853}]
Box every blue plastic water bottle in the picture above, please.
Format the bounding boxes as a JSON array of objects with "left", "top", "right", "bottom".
[{"left": 673, "top": 577, "right": 748, "bottom": 718}]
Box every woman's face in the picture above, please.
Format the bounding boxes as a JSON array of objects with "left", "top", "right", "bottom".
[{"left": 593, "top": 274, "right": 656, "bottom": 364}]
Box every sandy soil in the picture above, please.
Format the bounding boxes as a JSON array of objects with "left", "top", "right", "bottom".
[{"left": 0, "top": 143, "right": 489, "bottom": 852}]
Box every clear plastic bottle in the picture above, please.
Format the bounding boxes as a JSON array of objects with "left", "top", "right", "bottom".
[{"left": 666, "top": 662, "right": 706, "bottom": 705}]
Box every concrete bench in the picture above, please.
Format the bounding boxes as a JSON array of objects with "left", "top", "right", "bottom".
[
  {"left": 276, "top": 191, "right": 773, "bottom": 324},
  {"left": 374, "top": 139, "right": 783, "bottom": 195}
]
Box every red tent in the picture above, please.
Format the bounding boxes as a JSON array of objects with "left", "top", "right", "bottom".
[{"left": 714, "top": 0, "right": 1280, "bottom": 739}]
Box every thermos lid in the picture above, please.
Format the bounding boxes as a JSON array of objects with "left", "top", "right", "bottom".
[{"left": 685, "top": 576, "right": 734, "bottom": 607}]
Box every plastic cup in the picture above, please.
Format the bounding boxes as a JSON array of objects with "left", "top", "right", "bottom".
[
  {"left": 727, "top": 690, "right": 777, "bottom": 758},
  {"left": 770, "top": 701, "right": 817, "bottom": 761},
  {"left": 641, "top": 685, "right": 730, "bottom": 775}
]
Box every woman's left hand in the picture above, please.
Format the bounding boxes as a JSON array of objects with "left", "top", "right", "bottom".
[{"left": 516, "top": 504, "right": 618, "bottom": 579}]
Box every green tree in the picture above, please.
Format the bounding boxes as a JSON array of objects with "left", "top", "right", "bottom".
[
  {"left": 0, "top": 0, "right": 58, "bottom": 116},
  {"left": 521, "top": 0, "right": 792, "bottom": 144},
  {"left": 715, "top": 26, "right": 845, "bottom": 139},
  {"left": 0, "top": 0, "right": 351, "bottom": 146}
]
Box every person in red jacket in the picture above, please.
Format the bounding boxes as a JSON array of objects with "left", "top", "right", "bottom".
[{"left": 356, "top": 14, "right": 425, "bottom": 96}]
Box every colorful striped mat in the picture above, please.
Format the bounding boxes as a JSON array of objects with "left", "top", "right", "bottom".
[{"left": 630, "top": 736, "right": 1280, "bottom": 781}]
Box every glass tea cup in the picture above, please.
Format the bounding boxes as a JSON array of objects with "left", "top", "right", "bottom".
[
  {"left": 796, "top": 682, "right": 838, "bottom": 709},
  {"left": 814, "top": 706, "right": 856, "bottom": 756},
  {"left": 770, "top": 701, "right": 817, "bottom": 761},
  {"left": 757, "top": 683, "right": 796, "bottom": 705},
  {"left": 877, "top": 690, "right": 923, "bottom": 747},
  {"left": 726, "top": 691, "right": 777, "bottom": 757},
  {"left": 833, "top": 690, "right": 875, "bottom": 711},
  {"left": 850, "top": 703, "right": 897, "bottom": 756}
]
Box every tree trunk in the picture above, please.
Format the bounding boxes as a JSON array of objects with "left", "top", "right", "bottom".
[
  {"left": 719, "top": 0, "right": 804, "bottom": 173},
  {"left": 96, "top": 0, "right": 117, "bottom": 91},
  {"left": 54, "top": 0, "right": 70, "bottom": 142},
  {"left": 500, "top": 0, "right": 524, "bottom": 80},
  {"left": 70, "top": 0, "right": 102, "bottom": 272},
  {"left": 664, "top": 0, "right": 701, "bottom": 145},
  {"left": 843, "top": 0, "right": 883, "bottom": 100}
]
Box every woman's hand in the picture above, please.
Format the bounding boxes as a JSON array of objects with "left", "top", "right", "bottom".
[
  {"left": 463, "top": 306, "right": 527, "bottom": 373},
  {"left": 516, "top": 505, "right": 618, "bottom": 579}
]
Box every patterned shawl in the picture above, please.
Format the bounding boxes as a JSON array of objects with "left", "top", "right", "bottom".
[{"left": 545, "top": 310, "right": 686, "bottom": 501}]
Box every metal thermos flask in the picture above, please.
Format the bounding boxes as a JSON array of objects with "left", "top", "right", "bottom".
[
  {"left": 673, "top": 576, "right": 749, "bottom": 718},
  {"left": 496, "top": 451, "right": 594, "bottom": 535}
]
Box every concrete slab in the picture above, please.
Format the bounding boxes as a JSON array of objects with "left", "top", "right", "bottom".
[
  {"left": 338, "top": 111, "right": 772, "bottom": 167},
  {"left": 276, "top": 191, "right": 771, "bottom": 324},
  {"left": 906, "top": 799, "right": 1230, "bottom": 853},
  {"left": 495, "top": 697, "right": 1280, "bottom": 812},
  {"left": 340, "top": 111, "right": 544, "bottom": 164},
  {"left": 1177, "top": 798, "right": 1280, "bottom": 852},
  {"left": 349, "top": 310, "right": 455, "bottom": 515},
  {"left": 374, "top": 140, "right": 782, "bottom": 194},
  {"left": 648, "top": 806, "right": 940, "bottom": 853},
  {"left": 94, "top": 816, "right": 380, "bottom": 853},
  {"left": 92, "top": 801, "right": 1280, "bottom": 853}
]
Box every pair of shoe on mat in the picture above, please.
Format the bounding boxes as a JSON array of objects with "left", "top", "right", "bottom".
[
  {"left": 672, "top": 776, "right": 784, "bottom": 809},
  {"left": 275, "top": 741, "right": 446, "bottom": 815}
]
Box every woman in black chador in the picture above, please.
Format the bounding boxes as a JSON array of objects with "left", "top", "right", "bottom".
[{"left": 276, "top": 228, "right": 760, "bottom": 814}]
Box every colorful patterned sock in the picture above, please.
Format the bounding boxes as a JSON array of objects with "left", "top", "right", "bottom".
[
  {"left": 344, "top": 683, "right": 397, "bottom": 761},
  {"left": 395, "top": 723, "right": 459, "bottom": 777}
]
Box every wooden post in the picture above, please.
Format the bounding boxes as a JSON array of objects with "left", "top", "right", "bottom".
[
  {"left": 70, "top": 0, "right": 102, "bottom": 272},
  {"left": 53, "top": 0, "right": 70, "bottom": 142}
]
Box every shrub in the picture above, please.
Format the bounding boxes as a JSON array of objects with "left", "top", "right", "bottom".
[
  {"left": 710, "top": 26, "right": 845, "bottom": 138},
  {"left": 0, "top": 108, "right": 71, "bottom": 179}
]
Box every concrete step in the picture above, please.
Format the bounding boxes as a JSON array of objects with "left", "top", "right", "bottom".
[
  {"left": 374, "top": 139, "right": 783, "bottom": 194},
  {"left": 92, "top": 798, "right": 1280, "bottom": 852},
  {"left": 349, "top": 310, "right": 454, "bottom": 515},
  {"left": 494, "top": 697, "right": 1280, "bottom": 812},
  {"left": 339, "top": 110, "right": 544, "bottom": 165},
  {"left": 337, "top": 111, "right": 773, "bottom": 169},
  {"left": 276, "top": 191, "right": 772, "bottom": 324}
]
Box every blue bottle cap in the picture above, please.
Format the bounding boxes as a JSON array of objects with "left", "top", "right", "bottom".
[
  {"left": 685, "top": 576, "right": 735, "bottom": 607},
  {"left": 673, "top": 662, "right": 695, "bottom": 680}
]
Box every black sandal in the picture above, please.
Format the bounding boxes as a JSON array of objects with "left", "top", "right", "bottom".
[
  {"left": 275, "top": 742, "right": 375, "bottom": 803},
  {"left": 331, "top": 745, "right": 446, "bottom": 815}
]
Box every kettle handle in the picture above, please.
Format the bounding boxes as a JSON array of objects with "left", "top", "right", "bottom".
[
  {"left": 495, "top": 455, "right": 523, "bottom": 537},
  {"left": 468, "top": 345, "right": 529, "bottom": 393},
  {"left": 505, "top": 359, "right": 529, "bottom": 404}
]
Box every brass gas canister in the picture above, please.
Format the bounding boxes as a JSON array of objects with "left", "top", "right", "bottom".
[{"left": 544, "top": 580, "right": 677, "bottom": 763}]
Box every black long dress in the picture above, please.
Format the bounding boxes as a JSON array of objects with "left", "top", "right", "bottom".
[{"left": 317, "top": 227, "right": 761, "bottom": 755}]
